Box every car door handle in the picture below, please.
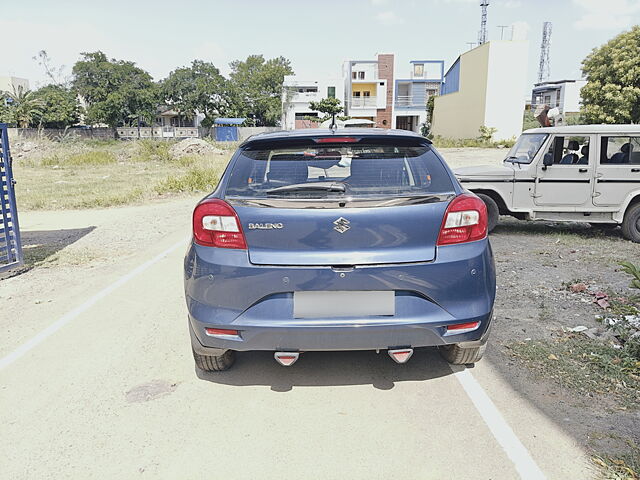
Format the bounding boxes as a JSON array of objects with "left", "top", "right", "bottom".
[
  {"left": 632, "top": 168, "right": 640, "bottom": 172},
  {"left": 578, "top": 168, "right": 588, "bottom": 173}
]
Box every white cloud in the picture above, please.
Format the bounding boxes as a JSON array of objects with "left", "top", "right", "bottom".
[
  {"left": 573, "top": 0, "right": 640, "bottom": 30},
  {"left": 370, "top": 0, "right": 389, "bottom": 4},
  {"left": 375, "top": 10, "right": 404, "bottom": 25}
]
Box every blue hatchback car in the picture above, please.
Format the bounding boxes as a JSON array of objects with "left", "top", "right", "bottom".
[{"left": 184, "top": 129, "right": 495, "bottom": 371}]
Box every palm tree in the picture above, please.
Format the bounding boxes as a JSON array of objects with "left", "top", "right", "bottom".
[{"left": 2, "top": 85, "right": 45, "bottom": 128}]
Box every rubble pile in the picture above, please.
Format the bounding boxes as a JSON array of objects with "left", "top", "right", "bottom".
[{"left": 169, "top": 138, "right": 224, "bottom": 158}]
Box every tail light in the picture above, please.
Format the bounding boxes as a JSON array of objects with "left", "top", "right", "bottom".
[
  {"left": 193, "top": 199, "right": 247, "bottom": 249},
  {"left": 437, "top": 194, "right": 487, "bottom": 246}
]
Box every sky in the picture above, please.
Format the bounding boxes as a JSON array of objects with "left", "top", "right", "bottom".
[{"left": 2, "top": 0, "right": 640, "bottom": 93}]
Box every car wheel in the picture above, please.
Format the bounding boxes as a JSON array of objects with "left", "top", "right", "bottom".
[
  {"left": 476, "top": 194, "right": 499, "bottom": 233},
  {"left": 621, "top": 203, "right": 640, "bottom": 243},
  {"left": 192, "top": 348, "right": 235, "bottom": 372},
  {"left": 439, "top": 343, "right": 486, "bottom": 365}
]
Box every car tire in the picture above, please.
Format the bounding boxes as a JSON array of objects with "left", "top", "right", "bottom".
[
  {"left": 439, "top": 343, "right": 486, "bottom": 365},
  {"left": 621, "top": 203, "right": 640, "bottom": 243},
  {"left": 477, "top": 194, "right": 499, "bottom": 233},
  {"left": 192, "top": 348, "right": 235, "bottom": 372}
]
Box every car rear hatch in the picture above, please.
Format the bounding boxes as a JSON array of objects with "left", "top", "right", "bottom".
[
  {"left": 235, "top": 202, "right": 449, "bottom": 266},
  {"left": 223, "top": 134, "right": 456, "bottom": 267}
]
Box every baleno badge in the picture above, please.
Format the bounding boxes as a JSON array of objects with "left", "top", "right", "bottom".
[
  {"left": 333, "top": 217, "right": 350, "bottom": 234},
  {"left": 248, "top": 223, "right": 284, "bottom": 230}
]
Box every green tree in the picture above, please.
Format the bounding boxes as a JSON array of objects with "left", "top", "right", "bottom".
[
  {"left": 1, "top": 85, "right": 45, "bottom": 128},
  {"left": 227, "top": 55, "right": 294, "bottom": 126},
  {"left": 581, "top": 26, "right": 640, "bottom": 124},
  {"left": 307, "top": 97, "right": 345, "bottom": 126},
  {"left": 72, "top": 51, "right": 158, "bottom": 127},
  {"left": 31, "top": 85, "right": 80, "bottom": 128},
  {"left": 160, "top": 60, "right": 227, "bottom": 127}
]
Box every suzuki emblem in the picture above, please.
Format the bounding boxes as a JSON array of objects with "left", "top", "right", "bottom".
[{"left": 333, "top": 217, "right": 350, "bottom": 234}]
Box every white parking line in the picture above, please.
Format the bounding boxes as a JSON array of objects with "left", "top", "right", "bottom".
[
  {"left": 454, "top": 369, "right": 547, "bottom": 480},
  {"left": 0, "top": 239, "right": 187, "bottom": 371}
]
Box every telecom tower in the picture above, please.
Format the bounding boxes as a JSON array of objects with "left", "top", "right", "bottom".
[
  {"left": 478, "top": 1, "right": 489, "bottom": 45},
  {"left": 538, "top": 22, "right": 552, "bottom": 83}
]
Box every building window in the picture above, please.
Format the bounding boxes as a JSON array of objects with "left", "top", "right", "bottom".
[
  {"left": 414, "top": 64, "right": 424, "bottom": 77},
  {"left": 327, "top": 86, "right": 336, "bottom": 98},
  {"left": 352, "top": 71, "right": 357, "bottom": 79},
  {"left": 363, "top": 91, "right": 370, "bottom": 97},
  {"left": 358, "top": 71, "right": 365, "bottom": 80},
  {"left": 353, "top": 91, "right": 361, "bottom": 97}
]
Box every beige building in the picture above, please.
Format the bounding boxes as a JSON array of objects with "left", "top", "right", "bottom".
[
  {"left": 432, "top": 39, "right": 528, "bottom": 141},
  {"left": 0, "top": 76, "right": 30, "bottom": 96}
]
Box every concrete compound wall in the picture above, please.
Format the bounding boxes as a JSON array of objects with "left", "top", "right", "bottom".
[
  {"left": 237, "top": 127, "right": 281, "bottom": 140},
  {"left": 7, "top": 126, "right": 281, "bottom": 142}
]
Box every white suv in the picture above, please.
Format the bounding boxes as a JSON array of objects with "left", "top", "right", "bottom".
[{"left": 454, "top": 125, "right": 640, "bottom": 242}]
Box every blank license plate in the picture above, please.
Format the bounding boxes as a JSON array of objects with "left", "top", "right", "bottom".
[{"left": 293, "top": 291, "right": 395, "bottom": 318}]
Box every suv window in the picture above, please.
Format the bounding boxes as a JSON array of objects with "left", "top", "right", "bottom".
[
  {"left": 544, "top": 136, "right": 590, "bottom": 165},
  {"left": 600, "top": 136, "right": 640, "bottom": 164},
  {"left": 504, "top": 133, "right": 547, "bottom": 164},
  {"left": 225, "top": 143, "right": 454, "bottom": 199}
]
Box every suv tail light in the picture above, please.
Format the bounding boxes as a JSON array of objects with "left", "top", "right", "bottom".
[
  {"left": 193, "top": 199, "right": 247, "bottom": 249},
  {"left": 437, "top": 194, "right": 487, "bottom": 246}
]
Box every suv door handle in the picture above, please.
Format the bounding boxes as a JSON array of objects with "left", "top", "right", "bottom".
[
  {"left": 632, "top": 168, "right": 640, "bottom": 172},
  {"left": 578, "top": 168, "right": 588, "bottom": 173}
]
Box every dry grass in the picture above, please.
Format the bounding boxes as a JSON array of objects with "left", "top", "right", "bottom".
[{"left": 12, "top": 138, "right": 232, "bottom": 210}]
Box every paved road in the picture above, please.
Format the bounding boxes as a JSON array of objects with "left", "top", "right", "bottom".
[{"left": 1, "top": 201, "right": 594, "bottom": 479}]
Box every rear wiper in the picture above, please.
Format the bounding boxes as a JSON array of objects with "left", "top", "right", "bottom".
[{"left": 266, "top": 181, "right": 347, "bottom": 195}]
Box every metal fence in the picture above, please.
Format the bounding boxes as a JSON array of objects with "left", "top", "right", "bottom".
[{"left": 0, "top": 123, "right": 23, "bottom": 273}]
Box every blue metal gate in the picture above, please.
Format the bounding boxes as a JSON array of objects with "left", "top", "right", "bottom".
[
  {"left": 0, "top": 124, "right": 23, "bottom": 272},
  {"left": 214, "top": 125, "right": 239, "bottom": 142}
]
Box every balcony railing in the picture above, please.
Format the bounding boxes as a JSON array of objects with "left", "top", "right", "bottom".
[
  {"left": 395, "top": 95, "right": 426, "bottom": 107},
  {"left": 349, "top": 96, "right": 377, "bottom": 108}
]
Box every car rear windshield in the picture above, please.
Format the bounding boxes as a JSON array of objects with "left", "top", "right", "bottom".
[{"left": 224, "top": 142, "right": 455, "bottom": 199}]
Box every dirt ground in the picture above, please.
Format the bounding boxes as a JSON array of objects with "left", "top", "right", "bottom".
[{"left": 2, "top": 146, "right": 639, "bottom": 478}]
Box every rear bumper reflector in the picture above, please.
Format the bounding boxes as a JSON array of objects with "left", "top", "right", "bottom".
[
  {"left": 274, "top": 352, "right": 300, "bottom": 366},
  {"left": 444, "top": 321, "right": 480, "bottom": 336},
  {"left": 388, "top": 348, "right": 414, "bottom": 364},
  {"left": 205, "top": 328, "right": 241, "bottom": 340}
]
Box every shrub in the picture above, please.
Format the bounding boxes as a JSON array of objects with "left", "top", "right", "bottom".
[{"left": 155, "top": 166, "right": 223, "bottom": 194}]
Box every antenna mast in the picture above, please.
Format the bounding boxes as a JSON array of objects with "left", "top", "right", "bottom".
[
  {"left": 537, "top": 22, "right": 552, "bottom": 83},
  {"left": 478, "top": 1, "right": 489, "bottom": 45}
]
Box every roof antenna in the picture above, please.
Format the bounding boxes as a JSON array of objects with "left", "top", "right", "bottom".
[{"left": 330, "top": 112, "right": 337, "bottom": 131}]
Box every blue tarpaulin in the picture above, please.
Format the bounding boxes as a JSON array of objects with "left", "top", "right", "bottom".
[{"left": 213, "top": 118, "right": 245, "bottom": 141}]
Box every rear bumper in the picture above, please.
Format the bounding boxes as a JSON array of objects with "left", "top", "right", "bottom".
[
  {"left": 189, "top": 311, "right": 493, "bottom": 356},
  {"left": 185, "top": 239, "right": 496, "bottom": 354}
]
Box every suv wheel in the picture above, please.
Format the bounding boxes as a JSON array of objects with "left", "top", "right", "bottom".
[
  {"left": 621, "top": 203, "right": 640, "bottom": 243},
  {"left": 192, "top": 349, "right": 235, "bottom": 372},
  {"left": 477, "top": 194, "right": 499, "bottom": 233},
  {"left": 439, "top": 343, "right": 486, "bottom": 365}
]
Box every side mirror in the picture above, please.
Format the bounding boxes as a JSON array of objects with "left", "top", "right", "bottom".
[{"left": 542, "top": 153, "right": 553, "bottom": 170}]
